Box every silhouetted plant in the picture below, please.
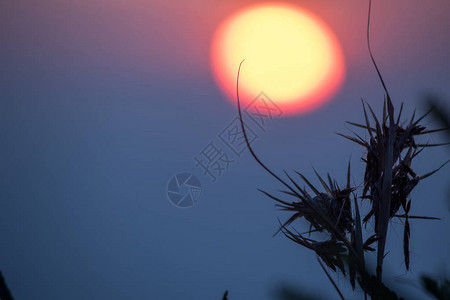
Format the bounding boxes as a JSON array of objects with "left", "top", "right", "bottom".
[
  {"left": 421, "top": 275, "right": 450, "bottom": 300},
  {"left": 0, "top": 271, "right": 14, "bottom": 300},
  {"left": 234, "top": 1, "right": 449, "bottom": 299},
  {"left": 424, "top": 96, "right": 450, "bottom": 140},
  {"left": 275, "top": 284, "right": 322, "bottom": 300}
]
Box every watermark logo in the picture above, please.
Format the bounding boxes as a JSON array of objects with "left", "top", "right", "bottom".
[
  {"left": 166, "top": 173, "right": 202, "bottom": 208},
  {"left": 245, "top": 92, "right": 283, "bottom": 131},
  {"left": 166, "top": 92, "right": 282, "bottom": 208}
]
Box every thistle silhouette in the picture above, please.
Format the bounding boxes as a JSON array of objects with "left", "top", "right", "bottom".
[{"left": 235, "top": 0, "right": 449, "bottom": 298}]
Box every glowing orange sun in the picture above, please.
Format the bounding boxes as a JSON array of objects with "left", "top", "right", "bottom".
[{"left": 211, "top": 3, "right": 345, "bottom": 116}]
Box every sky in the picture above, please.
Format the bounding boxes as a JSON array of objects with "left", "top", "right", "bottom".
[{"left": 1, "top": 1, "right": 449, "bottom": 299}]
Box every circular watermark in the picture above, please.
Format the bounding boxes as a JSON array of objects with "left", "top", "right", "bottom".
[{"left": 167, "top": 172, "right": 202, "bottom": 208}]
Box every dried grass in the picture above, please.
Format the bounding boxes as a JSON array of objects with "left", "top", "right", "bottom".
[{"left": 235, "top": 1, "right": 448, "bottom": 298}]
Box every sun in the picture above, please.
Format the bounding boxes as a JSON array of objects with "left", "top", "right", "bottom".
[{"left": 211, "top": 3, "right": 345, "bottom": 116}]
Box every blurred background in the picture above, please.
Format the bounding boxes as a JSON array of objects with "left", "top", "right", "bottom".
[{"left": 1, "top": 0, "right": 449, "bottom": 299}]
